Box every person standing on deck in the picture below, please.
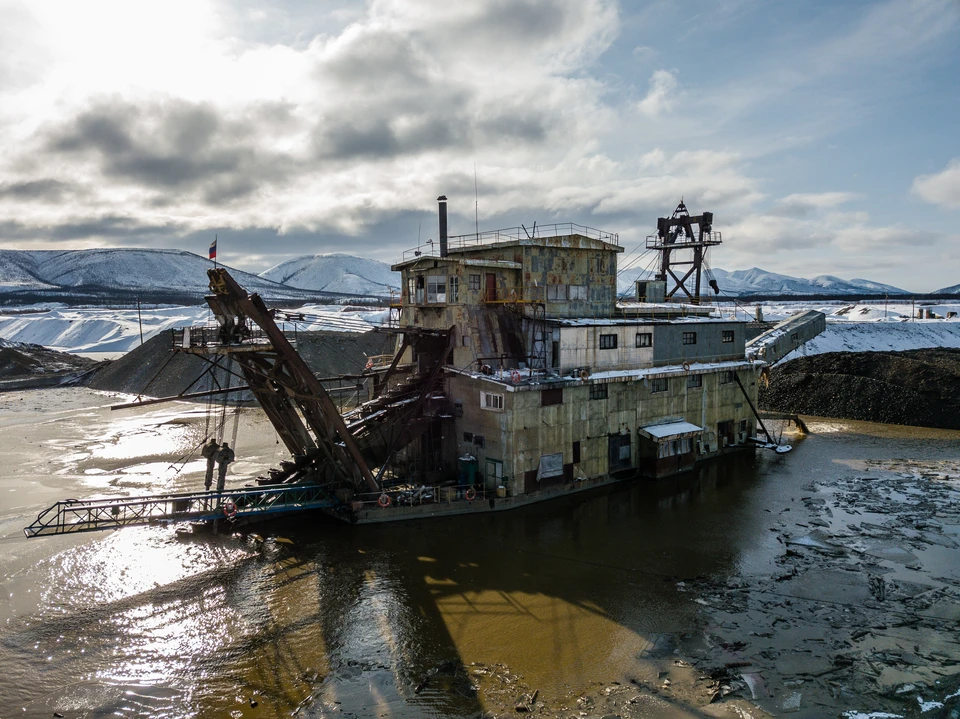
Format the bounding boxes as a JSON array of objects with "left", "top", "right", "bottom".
[
  {"left": 216, "top": 442, "right": 235, "bottom": 493},
  {"left": 201, "top": 438, "right": 220, "bottom": 491}
]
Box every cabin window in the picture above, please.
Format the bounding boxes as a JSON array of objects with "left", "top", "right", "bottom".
[
  {"left": 407, "top": 278, "right": 416, "bottom": 303},
  {"left": 541, "top": 388, "right": 563, "bottom": 406},
  {"left": 480, "top": 391, "right": 504, "bottom": 411},
  {"left": 599, "top": 334, "right": 617, "bottom": 349},
  {"left": 449, "top": 276, "right": 460, "bottom": 303},
  {"left": 589, "top": 383, "right": 608, "bottom": 400},
  {"left": 636, "top": 332, "right": 652, "bottom": 348},
  {"left": 469, "top": 274, "right": 481, "bottom": 291},
  {"left": 682, "top": 331, "right": 697, "bottom": 345},
  {"left": 568, "top": 285, "right": 588, "bottom": 300},
  {"left": 651, "top": 377, "right": 668, "bottom": 393},
  {"left": 427, "top": 276, "right": 446, "bottom": 303},
  {"left": 722, "top": 330, "right": 734, "bottom": 343},
  {"left": 687, "top": 374, "right": 702, "bottom": 388},
  {"left": 415, "top": 275, "right": 425, "bottom": 304},
  {"left": 547, "top": 284, "right": 566, "bottom": 301},
  {"left": 720, "top": 371, "right": 734, "bottom": 384}
]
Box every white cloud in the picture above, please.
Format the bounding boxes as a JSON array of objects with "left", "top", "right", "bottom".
[
  {"left": 636, "top": 69, "right": 678, "bottom": 117},
  {"left": 912, "top": 159, "right": 960, "bottom": 210}
]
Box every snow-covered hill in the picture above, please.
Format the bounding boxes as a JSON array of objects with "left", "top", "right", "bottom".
[
  {"left": 617, "top": 265, "right": 910, "bottom": 296},
  {"left": 0, "top": 248, "right": 316, "bottom": 300},
  {"left": 260, "top": 254, "right": 400, "bottom": 296},
  {"left": 0, "top": 304, "right": 389, "bottom": 354},
  {"left": 935, "top": 282, "right": 960, "bottom": 295}
]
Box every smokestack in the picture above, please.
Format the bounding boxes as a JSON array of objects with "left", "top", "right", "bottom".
[{"left": 438, "top": 195, "right": 448, "bottom": 257}]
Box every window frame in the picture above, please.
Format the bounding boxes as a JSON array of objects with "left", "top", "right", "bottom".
[
  {"left": 546, "top": 284, "right": 566, "bottom": 301},
  {"left": 687, "top": 374, "right": 702, "bottom": 389},
  {"left": 426, "top": 275, "right": 447, "bottom": 303},
  {"left": 599, "top": 333, "right": 618, "bottom": 350},
  {"left": 480, "top": 391, "right": 504, "bottom": 411},
  {"left": 589, "top": 383, "right": 608, "bottom": 400},
  {"left": 682, "top": 331, "right": 697, "bottom": 345},
  {"left": 468, "top": 274, "right": 481, "bottom": 292},
  {"left": 722, "top": 330, "right": 734, "bottom": 343},
  {"left": 650, "top": 377, "right": 668, "bottom": 393},
  {"left": 635, "top": 332, "right": 652, "bottom": 348},
  {"left": 449, "top": 275, "right": 460, "bottom": 303}
]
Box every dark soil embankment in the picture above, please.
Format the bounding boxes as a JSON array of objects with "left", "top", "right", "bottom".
[
  {"left": 0, "top": 342, "right": 97, "bottom": 379},
  {"left": 759, "top": 348, "right": 960, "bottom": 429},
  {"left": 86, "top": 329, "right": 395, "bottom": 397}
]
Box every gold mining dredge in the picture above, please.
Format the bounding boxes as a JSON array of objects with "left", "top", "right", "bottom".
[{"left": 24, "top": 199, "right": 824, "bottom": 537}]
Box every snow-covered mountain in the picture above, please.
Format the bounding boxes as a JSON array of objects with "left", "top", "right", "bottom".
[
  {"left": 0, "top": 248, "right": 317, "bottom": 300},
  {"left": 260, "top": 254, "right": 400, "bottom": 296},
  {"left": 935, "top": 282, "right": 960, "bottom": 295},
  {"left": 617, "top": 265, "right": 910, "bottom": 296}
]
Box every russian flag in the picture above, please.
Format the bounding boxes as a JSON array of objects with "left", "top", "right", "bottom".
[{"left": 209, "top": 237, "right": 217, "bottom": 261}]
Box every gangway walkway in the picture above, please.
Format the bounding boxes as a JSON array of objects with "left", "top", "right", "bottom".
[{"left": 24, "top": 484, "right": 340, "bottom": 537}]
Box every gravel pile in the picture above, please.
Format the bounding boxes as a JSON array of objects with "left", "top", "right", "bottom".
[
  {"left": 759, "top": 348, "right": 960, "bottom": 429},
  {"left": 86, "top": 329, "right": 395, "bottom": 397}
]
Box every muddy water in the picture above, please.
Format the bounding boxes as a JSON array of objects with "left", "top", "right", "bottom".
[{"left": 0, "top": 388, "right": 958, "bottom": 718}]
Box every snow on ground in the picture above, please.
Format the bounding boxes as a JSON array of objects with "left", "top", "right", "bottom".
[
  {"left": 2, "top": 297, "right": 960, "bottom": 357},
  {"left": 729, "top": 300, "right": 960, "bottom": 363},
  {"left": 0, "top": 303, "right": 391, "bottom": 353}
]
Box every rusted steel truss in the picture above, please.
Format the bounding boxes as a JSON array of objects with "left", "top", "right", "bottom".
[{"left": 205, "top": 269, "right": 379, "bottom": 492}]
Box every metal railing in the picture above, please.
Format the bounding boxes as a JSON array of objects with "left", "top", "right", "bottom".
[
  {"left": 171, "top": 324, "right": 298, "bottom": 350},
  {"left": 349, "top": 483, "right": 507, "bottom": 510},
  {"left": 402, "top": 222, "right": 619, "bottom": 261},
  {"left": 24, "top": 485, "right": 340, "bottom": 537},
  {"left": 645, "top": 231, "right": 722, "bottom": 249}
]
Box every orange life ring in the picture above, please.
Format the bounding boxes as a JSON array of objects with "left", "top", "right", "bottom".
[
  {"left": 682, "top": 361, "right": 691, "bottom": 371},
  {"left": 579, "top": 369, "right": 589, "bottom": 380},
  {"left": 465, "top": 488, "right": 476, "bottom": 501},
  {"left": 378, "top": 493, "right": 391, "bottom": 508},
  {"left": 222, "top": 500, "right": 237, "bottom": 518},
  {"left": 511, "top": 370, "right": 522, "bottom": 383}
]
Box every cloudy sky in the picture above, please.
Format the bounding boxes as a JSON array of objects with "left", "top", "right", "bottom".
[{"left": 0, "top": 0, "right": 958, "bottom": 290}]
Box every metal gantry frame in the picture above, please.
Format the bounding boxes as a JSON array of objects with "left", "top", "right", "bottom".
[{"left": 24, "top": 485, "right": 340, "bottom": 537}]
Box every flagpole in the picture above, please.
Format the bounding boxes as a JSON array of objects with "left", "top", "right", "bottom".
[{"left": 214, "top": 234, "right": 218, "bottom": 269}]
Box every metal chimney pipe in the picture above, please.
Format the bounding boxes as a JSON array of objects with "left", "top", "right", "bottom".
[{"left": 438, "top": 195, "right": 448, "bottom": 257}]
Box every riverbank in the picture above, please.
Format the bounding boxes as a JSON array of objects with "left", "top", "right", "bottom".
[{"left": 760, "top": 348, "right": 960, "bottom": 429}]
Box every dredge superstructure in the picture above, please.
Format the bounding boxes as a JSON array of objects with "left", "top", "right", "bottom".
[{"left": 25, "top": 200, "right": 824, "bottom": 535}]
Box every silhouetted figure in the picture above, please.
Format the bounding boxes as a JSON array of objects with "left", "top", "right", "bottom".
[
  {"left": 201, "top": 438, "right": 220, "bottom": 491},
  {"left": 216, "top": 442, "right": 235, "bottom": 493}
]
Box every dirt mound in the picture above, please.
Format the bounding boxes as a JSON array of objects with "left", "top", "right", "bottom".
[
  {"left": 0, "top": 341, "right": 97, "bottom": 379},
  {"left": 85, "top": 329, "right": 395, "bottom": 397},
  {"left": 759, "top": 348, "right": 960, "bottom": 429}
]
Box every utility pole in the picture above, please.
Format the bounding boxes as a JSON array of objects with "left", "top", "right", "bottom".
[{"left": 137, "top": 297, "right": 144, "bottom": 346}]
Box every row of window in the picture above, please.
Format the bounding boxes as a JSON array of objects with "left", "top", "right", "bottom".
[
  {"left": 547, "top": 284, "right": 588, "bottom": 301},
  {"left": 599, "top": 330, "right": 734, "bottom": 349},
  {"left": 408, "top": 275, "right": 597, "bottom": 304},
  {"left": 599, "top": 333, "right": 652, "bottom": 349},
  {"left": 482, "top": 371, "right": 736, "bottom": 409},
  {"left": 409, "top": 275, "right": 461, "bottom": 304}
]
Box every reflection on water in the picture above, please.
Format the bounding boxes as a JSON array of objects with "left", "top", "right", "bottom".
[{"left": 1, "top": 392, "right": 959, "bottom": 717}]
